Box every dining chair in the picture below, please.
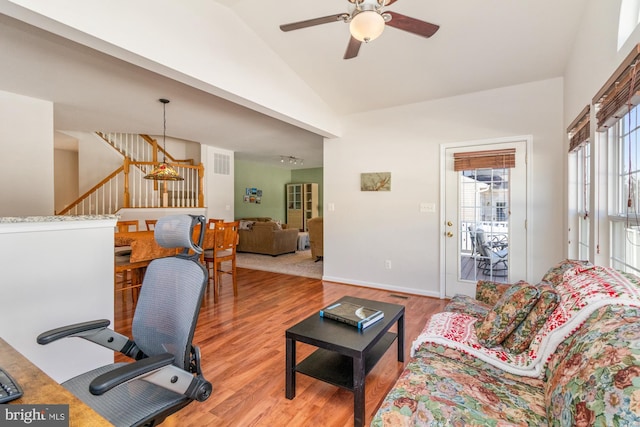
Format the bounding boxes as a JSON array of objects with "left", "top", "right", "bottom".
[
  {"left": 116, "top": 220, "right": 139, "bottom": 232},
  {"left": 204, "top": 221, "right": 239, "bottom": 302},
  {"left": 145, "top": 219, "right": 157, "bottom": 231},
  {"left": 114, "top": 255, "right": 149, "bottom": 305},
  {"left": 115, "top": 220, "right": 144, "bottom": 304},
  {"left": 114, "top": 220, "right": 141, "bottom": 303},
  {"left": 207, "top": 218, "right": 224, "bottom": 227}
]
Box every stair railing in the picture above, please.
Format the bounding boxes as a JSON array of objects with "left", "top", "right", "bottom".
[
  {"left": 124, "top": 159, "right": 204, "bottom": 209},
  {"left": 58, "top": 159, "right": 205, "bottom": 215},
  {"left": 57, "top": 166, "right": 125, "bottom": 215},
  {"left": 97, "top": 132, "right": 194, "bottom": 165}
]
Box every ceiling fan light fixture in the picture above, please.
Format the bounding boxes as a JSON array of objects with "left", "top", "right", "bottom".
[{"left": 350, "top": 10, "right": 385, "bottom": 43}]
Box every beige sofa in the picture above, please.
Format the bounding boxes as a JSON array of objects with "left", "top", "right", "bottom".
[{"left": 236, "top": 219, "right": 299, "bottom": 256}]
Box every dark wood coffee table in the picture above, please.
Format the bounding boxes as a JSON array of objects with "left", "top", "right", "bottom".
[{"left": 285, "top": 296, "right": 405, "bottom": 427}]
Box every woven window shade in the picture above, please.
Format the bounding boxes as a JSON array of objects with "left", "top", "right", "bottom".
[
  {"left": 453, "top": 149, "right": 516, "bottom": 171},
  {"left": 567, "top": 105, "right": 590, "bottom": 153},
  {"left": 593, "top": 43, "right": 640, "bottom": 131}
]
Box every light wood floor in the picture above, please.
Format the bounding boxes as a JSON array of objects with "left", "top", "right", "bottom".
[{"left": 115, "top": 268, "right": 448, "bottom": 427}]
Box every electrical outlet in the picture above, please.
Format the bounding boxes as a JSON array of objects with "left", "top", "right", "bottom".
[{"left": 385, "top": 260, "right": 392, "bottom": 270}]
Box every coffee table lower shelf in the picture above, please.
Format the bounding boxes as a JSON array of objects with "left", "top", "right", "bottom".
[{"left": 295, "top": 331, "right": 397, "bottom": 390}]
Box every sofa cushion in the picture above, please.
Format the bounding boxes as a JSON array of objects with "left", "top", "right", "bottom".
[
  {"left": 502, "top": 282, "right": 560, "bottom": 354},
  {"left": 239, "top": 217, "right": 272, "bottom": 222},
  {"left": 544, "top": 304, "right": 640, "bottom": 426},
  {"left": 540, "top": 259, "right": 592, "bottom": 286},
  {"left": 475, "top": 281, "right": 540, "bottom": 347},
  {"left": 239, "top": 220, "right": 254, "bottom": 230},
  {"left": 371, "top": 343, "right": 547, "bottom": 426},
  {"left": 445, "top": 294, "right": 492, "bottom": 319}
]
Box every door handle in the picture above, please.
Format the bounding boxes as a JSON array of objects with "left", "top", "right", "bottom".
[
  {"left": 446, "top": 231, "right": 454, "bottom": 238},
  {"left": 446, "top": 221, "right": 453, "bottom": 227}
]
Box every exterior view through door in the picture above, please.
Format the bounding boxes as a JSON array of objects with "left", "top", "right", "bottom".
[{"left": 444, "top": 140, "right": 528, "bottom": 298}]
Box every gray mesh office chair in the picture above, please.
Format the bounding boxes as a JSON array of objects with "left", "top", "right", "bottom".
[{"left": 37, "top": 215, "right": 211, "bottom": 427}]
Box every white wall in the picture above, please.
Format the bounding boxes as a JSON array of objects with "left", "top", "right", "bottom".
[
  {"left": 0, "top": 0, "right": 341, "bottom": 138},
  {"left": 0, "top": 216, "right": 115, "bottom": 383},
  {"left": 0, "top": 90, "right": 53, "bottom": 216},
  {"left": 64, "top": 131, "right": 123, "bottom": 194},
  {"left": 54, "top": 148, "right": 79, "bottom": 213},
  {"left": 201, "top": 145, "right": 235, "bottom": 221},
  {"left": 323, "top": 78, "right": 564, "bottom": 296}
]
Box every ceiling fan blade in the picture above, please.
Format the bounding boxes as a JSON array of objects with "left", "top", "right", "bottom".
[
  {"left": 344, "top": 36, "right": 362, "bottom": 60},
  {"left": 385, "top": 11, "right": 439, "bottom": 38},
  {"left": 280, "top": 14, "right": 348, "bottom": 32},
  {"left": 382, "top": 0, "right": 400, "bottom": 5}
]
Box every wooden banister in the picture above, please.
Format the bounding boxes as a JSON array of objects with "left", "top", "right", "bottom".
[
  {"left": 57, "top": 166, "right": 124, "bottom": 215},
  {"left": 140, "top": 134, "right": 194, "bottom": 165},
  {"left": 58, "top": 133, "right": 204, "bottom": 215}
]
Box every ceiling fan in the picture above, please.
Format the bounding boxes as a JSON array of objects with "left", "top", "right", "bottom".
[{"left": 279, "top": 0, "right": 439, "bottom": 60}]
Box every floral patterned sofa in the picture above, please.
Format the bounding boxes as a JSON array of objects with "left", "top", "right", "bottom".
[{"left": 372, "top": 260, "right": 640, "bottom": 426}]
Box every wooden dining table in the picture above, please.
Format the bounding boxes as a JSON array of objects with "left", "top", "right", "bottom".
[
  {"left": 115, "top": 230, "right": 175, "bottom": 263},
  {"left": 115, "top": 227, "right": 216, "bottom": 263}
]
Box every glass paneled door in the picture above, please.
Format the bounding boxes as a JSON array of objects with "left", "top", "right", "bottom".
[{"left": 444, "top": 140, "right": 528, "bottom": 298}]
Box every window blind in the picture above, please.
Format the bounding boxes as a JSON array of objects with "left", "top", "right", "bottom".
[
  {"left": 453, "top": 149, "right": 516, "bottom": 171},
  {"left": 567, "top": 105, "right": 590, "bottom": 153},
  {"left": 593, "top": 43, "right": 640, "bottom": 131}
]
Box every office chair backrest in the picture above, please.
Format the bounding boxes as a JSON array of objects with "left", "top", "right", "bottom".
[{"left": 132, "top": 215, "right": 207, "bottom": 370}]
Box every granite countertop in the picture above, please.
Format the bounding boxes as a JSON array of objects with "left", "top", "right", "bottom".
[
  {"left": 0, "top": 215, "right": 118, "bottom": 233},
  {"left": 0, "top": 215, "right": 117, "bottom": 223}
]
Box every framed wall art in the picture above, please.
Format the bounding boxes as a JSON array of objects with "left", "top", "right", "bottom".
[{"left": 360, "top": 172, "right": 391, "bottom": 191}]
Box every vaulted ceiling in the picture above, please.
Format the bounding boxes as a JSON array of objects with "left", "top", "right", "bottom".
[{"left": 0, "top": 0, "right": 589, "bottom": 169}]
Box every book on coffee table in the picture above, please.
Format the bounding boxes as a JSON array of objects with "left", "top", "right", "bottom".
[{"left": 319, "top": 301, "right": 384, "bottom": 330}]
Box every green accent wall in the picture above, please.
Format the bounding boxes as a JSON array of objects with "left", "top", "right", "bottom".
[{"left": 234, "top": 160, "right": 323, "bottom": 221}]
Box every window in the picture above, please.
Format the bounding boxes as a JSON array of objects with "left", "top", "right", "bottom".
[
  {"left": 609, "top": 106, "right": 640, "bottom": 275},
  {"left": 568, "top": 106, "right": 590, "bottom": 260},
  {"left": 576, "top": 144, "right": 591, "bottom": 260},
  {"left": 591, "top": 44, "right": 640, "bottom": 275},
  {"left": 619, "top": 0, "right": 640, "bottom": 50}
]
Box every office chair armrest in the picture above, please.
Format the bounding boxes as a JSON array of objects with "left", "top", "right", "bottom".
[
  {"left": 37, "top": 319, "right": 133, "bottom": 355},
  {"left": 90, "top": 353, "right": 212, "bottom": 402},
  {"left": 90, "top": 353, "right": 175, "bottom": 396},
  {"left": 37, "top": 319, "right": 111, "bottom": 344}
]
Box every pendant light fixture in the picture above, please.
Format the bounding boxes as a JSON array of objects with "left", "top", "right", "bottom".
[{"left": 144, "top": 98, "right": 183, "bottom": 181}]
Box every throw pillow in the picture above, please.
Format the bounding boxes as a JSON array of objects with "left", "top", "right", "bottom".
[
  {"left": 239, "top": 220, "right": 254, "bottom": 230},
  {"left": 273, "top": 220, "right": 282, "bottom": 230},
  {"left": 474, "top": 281, "right": 540, "bottom": 348},
  {"left": 502, "top": 282, "right": 560, "bottom": 354},
  {"left": 476, "top": 280, "right": 513, "bottom": 306}
]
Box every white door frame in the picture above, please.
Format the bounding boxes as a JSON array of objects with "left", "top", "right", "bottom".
[{"left": 438, "top": 135, "right": 533, "bottom": 299}]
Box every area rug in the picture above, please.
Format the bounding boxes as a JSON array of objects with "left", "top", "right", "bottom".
[{"left": 236, "top": 250, "right": 322, "bottom": 279}]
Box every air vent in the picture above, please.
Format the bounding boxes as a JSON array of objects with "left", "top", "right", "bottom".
[{"left": 214, "top": 153, "right": 230, "bottom": 175}]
